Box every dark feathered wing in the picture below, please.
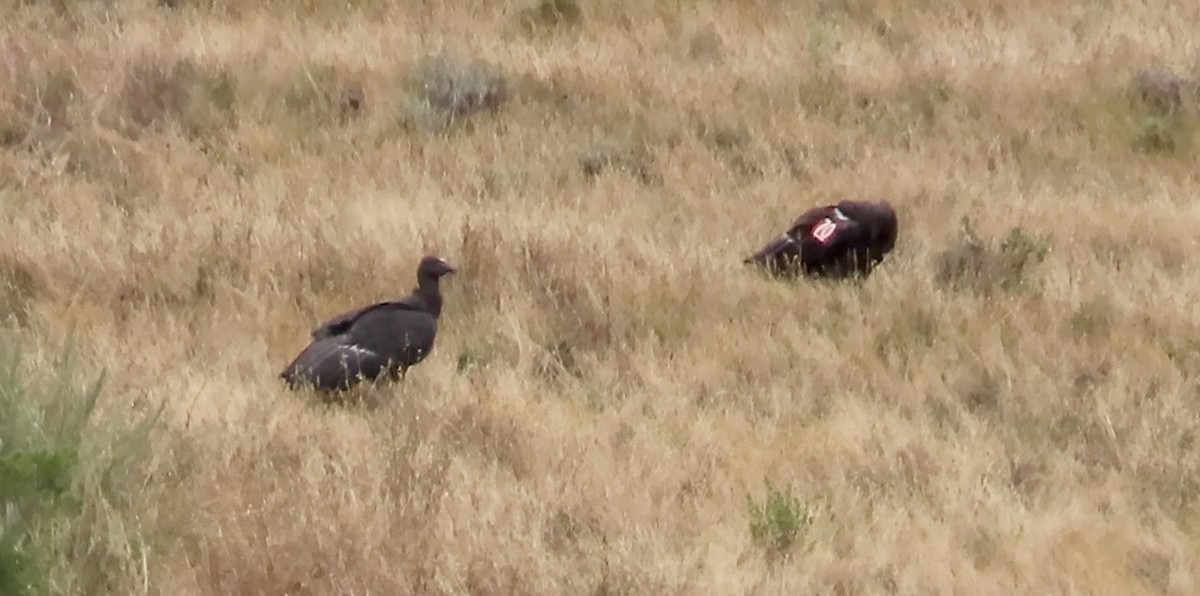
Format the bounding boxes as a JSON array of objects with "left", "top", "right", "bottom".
[
  {"left": 744, "top": 233, "right": 803, "bottom": 275},
  {"left": 311, "top": 306, "right": 372, "bottom": 340},
  {"left": 310, "top": 297, "right": 430, "bottom": 340},
  {"left": 744, "top": 233, "right": 797, "bottom": 263},
  {"left": 280, "top": 337, "right": 391, "bottom": 391},
  {"left": 745, "top": 205, "right": 836, "bottom": 274},
  {"left": 799, "top": 217, "right": 867, "bottom": 263},
  {"left": 345, "top": 307, "right": 439, "bottom": 370}
]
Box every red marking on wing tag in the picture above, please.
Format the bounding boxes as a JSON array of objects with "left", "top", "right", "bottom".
[{"left": 811, "top": 218, "right": 837, "bottom": 244}]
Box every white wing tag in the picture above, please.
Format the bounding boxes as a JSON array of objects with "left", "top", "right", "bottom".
[{"left": 811, "top": 218, "right": 838, "bottom": 244}]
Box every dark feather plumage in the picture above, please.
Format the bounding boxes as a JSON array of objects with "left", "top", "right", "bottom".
[
  {"left": 744, "top": 199, "right": 898, "bottom": 279},
  {"left": 280, "top": 255, "right": 456, "bottom": 392}
]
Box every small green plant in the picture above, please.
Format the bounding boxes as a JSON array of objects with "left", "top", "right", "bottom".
[
  {"left": 747, "top": 480, "right": 811, "bottom": 554},
  {"left": 935, "top": 218, "right": 1051, "bottom": 294},
  {"left": 518, "top": 0, "right": 582, "bottom": 33},
  {"left": 456, "top": 347, "right": 494, "bottom": 375},
  {"left": 806, "top": 22, "right": 835, "bottom": 55},
  {"left": 696, "top": 119, "right": 749, "bottom": 151},
  {"left": 1134, "top": 114, "right": 1183, "bottom": 153},
  {"left": 999, "top": 225, "right": 1050, "bottom": 287},
  {"left": 579, "top": 142, "right": 658, "bottom": 185},
  {"left": 1069, "top": 297, "right": 1112, "bottom": 339}
]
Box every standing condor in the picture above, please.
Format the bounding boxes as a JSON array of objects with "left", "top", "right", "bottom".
[{"left": 280, "top": 255, "right": 456, "bottom": 392}]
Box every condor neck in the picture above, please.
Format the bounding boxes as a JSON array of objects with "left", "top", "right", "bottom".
[{"left": 414, "top": 275, "right": 443, "bottom": 317}]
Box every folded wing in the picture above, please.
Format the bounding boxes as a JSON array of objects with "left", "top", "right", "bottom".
[
  {"left": 346, "top": 307, "right": 438, "bottom": 370},
  {"left": 800, "top": 217, "right": 871, "bottom": 274},
  {"left": 310, "top": 298, "right": 430, "bottom": 340},
  {"left": 280, "top": 337, "right": 390, "bottom": 391}
]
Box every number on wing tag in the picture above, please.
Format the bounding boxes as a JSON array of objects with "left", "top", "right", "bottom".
[{"left": 811, "top": 218, "right": 837, "bottom": 244}]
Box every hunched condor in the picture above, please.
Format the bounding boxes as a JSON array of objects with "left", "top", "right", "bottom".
[
  {"left": 280, "top": 255, "right": 456, "bottom": 391},
  {"left": 744, "top": 200, "right": 898, "bottom": 279}
]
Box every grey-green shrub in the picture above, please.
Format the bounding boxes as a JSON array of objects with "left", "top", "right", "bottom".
[{"left": 399, "top": 53, "right": 509, "bottom": 133}]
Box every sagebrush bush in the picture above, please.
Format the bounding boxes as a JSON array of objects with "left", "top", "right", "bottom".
[
  {"left": 399, "top": 53, "right": 509, "bottom": 133},
  {"left": 1130, "top": 68, "right": 1188, "bottom": 115}
]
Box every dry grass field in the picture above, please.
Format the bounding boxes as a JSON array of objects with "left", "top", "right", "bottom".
[{"left": 3, "top": 0, "right": 1200, "bottom": 594}]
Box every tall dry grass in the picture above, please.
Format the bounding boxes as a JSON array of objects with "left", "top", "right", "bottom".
[{"left": 3, "top": 0, "right": 1200, "bottom": 593}]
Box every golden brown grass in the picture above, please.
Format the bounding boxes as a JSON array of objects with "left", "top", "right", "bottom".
[{"left": 4, "top": 0, "right": 1200, "bottom": 593}]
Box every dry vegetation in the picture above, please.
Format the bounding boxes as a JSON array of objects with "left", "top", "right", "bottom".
[{"left": 3, "top": 0, "right": 1200, "bottom": 593}]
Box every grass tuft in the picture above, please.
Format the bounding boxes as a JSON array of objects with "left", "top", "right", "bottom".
[
  {"left": 687, "top": 23, "right": 724, "bottom": 63},
  {"left": 579, "top": 141, "right": 658, "bottom": 185},
  {"left": 282, "top": 63, "right": 366, "bottom": 130},
  {"left": 0, "top": 257, "right": 41, "bottom": 329},
  {"left": 115, "top": 54, "right": 235, "bottom": 140},
  {"left": 0, "top": 42, "right": 77, "bottom": 147}
]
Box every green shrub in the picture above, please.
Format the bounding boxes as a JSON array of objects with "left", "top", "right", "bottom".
[{"left": 0, "top": 332, "right": 161, "bottom": 595}]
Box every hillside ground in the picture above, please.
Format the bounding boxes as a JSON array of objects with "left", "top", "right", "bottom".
[{"left": 3, "top": 0, "right": 1200, "bottom": 594}]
